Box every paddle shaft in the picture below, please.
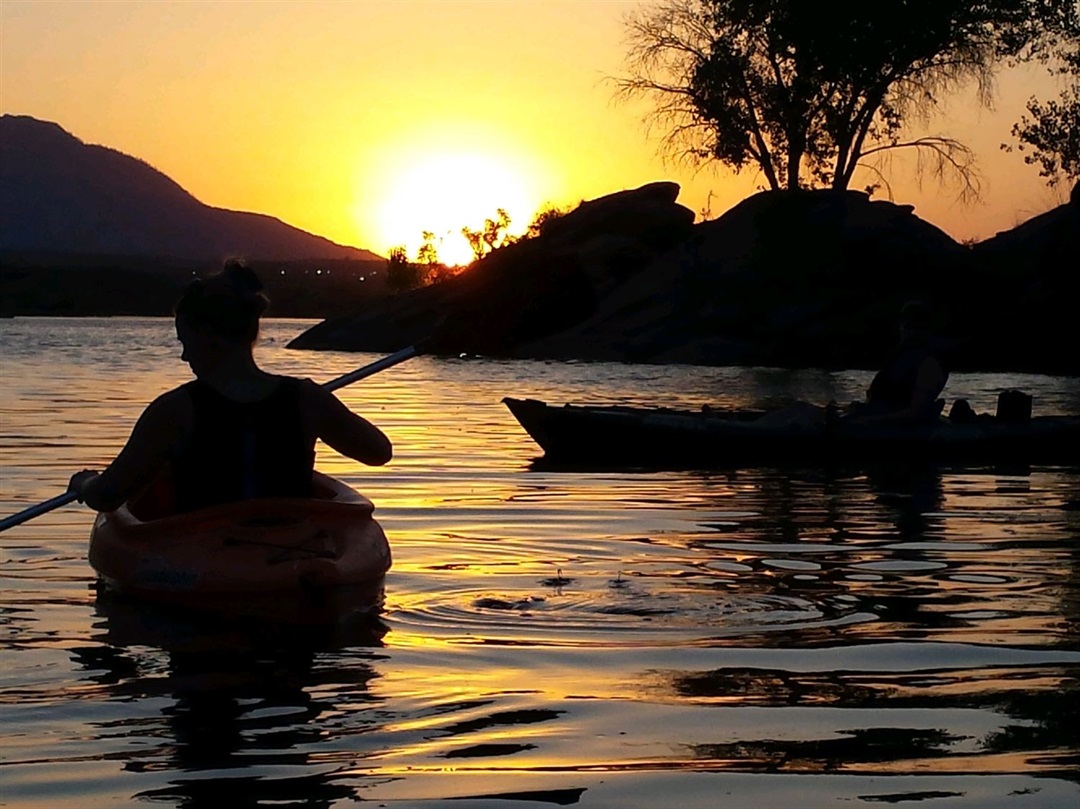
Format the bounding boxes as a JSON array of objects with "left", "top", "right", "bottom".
[
  {"left": 0, "top": 343, "right": 427, "bottom": 533},
  {"left": 323, "top": 344, "right": 421, "bottom": 392},
  {"left": 0, "top": 491, "right": 81, "bottom": 533}
]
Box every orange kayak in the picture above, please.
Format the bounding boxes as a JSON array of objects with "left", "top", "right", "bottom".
[{"left": 88, "top": 471, "right": 391, "bottom": 597}]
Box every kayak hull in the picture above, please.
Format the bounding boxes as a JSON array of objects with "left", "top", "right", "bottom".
[
  {"left": 503, "top": 397, "right": 1080, "bottom": 468},
  {"left": 89, "top": 471, "right": 391, "bottom": 597}
]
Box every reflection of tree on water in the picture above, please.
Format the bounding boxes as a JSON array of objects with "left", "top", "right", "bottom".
[
  {"left": 690, "top": 462, "right": 1080, "bottom": 645},
  {"left": 69, "top": 587, "right": 389, "bottom": 809},
  {"left": 689, "top": 727, "right": 964, "bottom": 772},
  {"left": 660, "top": 461, "right": 1080, "bottom": 776},
  {"left": 686, "top": 463, "right": 952, "bottom": 641},
  {"left": 658, "top": 664, "right": 1079, "bottom": 775},
  {"left": 743, "top": 461, "right": 945, "bottom": 544},
  {"left": 1062, "top": 499, "right": 1080, "bottom": 652}
]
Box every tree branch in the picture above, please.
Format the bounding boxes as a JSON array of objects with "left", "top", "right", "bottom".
[{"left": 859, "top": 136, "right": 982, "bottom": 202}]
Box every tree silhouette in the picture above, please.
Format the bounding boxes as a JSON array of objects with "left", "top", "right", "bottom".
[
  {"left": 462, "top": 209, "right": 512, "bottom": 261},
  {"left": 385, "top": 246, "right": 422, "bottom": 292},
  {"left": 616, "top": 0, "right": 1078, "bottom": 196},
  {"left": 415, "top": 231, "right": 439, "bottom": 268},
  {"left": 388, "top": 204, "right": 572, "bottom": 293},
  {"left": 417, "top": 231, "right": 454, "bottom": 284},
  {"left": 524, "top": 204, "right": 570, "bottom": 239},
  {"left": 1007, "top": 42, "right": 1080, "bottom": 187}
]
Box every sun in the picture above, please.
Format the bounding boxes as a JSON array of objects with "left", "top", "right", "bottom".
[{"left": 374, "top": 151, "right": 537, "bottom": 266}]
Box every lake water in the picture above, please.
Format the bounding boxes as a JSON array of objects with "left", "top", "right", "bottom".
[{"left": 1, "top": 317, "right": 1078, "bottom": 809}]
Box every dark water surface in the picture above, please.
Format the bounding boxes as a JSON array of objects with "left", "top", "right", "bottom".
[{"left": 1, "top": 318, "right": 1078, "bottom": 808}]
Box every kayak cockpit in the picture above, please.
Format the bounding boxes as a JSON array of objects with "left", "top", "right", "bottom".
[{"left": 89, "top": 471, "right": 390, "bottom": 597}]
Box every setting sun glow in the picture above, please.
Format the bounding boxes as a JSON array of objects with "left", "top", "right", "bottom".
[
  {"left": 1, "top": 0, "right": 1069, "bottom": 264},
  {"left": 371, "top": 151, "right": 538, "bottom": 266}
]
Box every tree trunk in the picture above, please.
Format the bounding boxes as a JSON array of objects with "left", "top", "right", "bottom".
[
  {"left": 786, "top": 146, "right": 804, "bottom": 190},
  {"left": 748, "top": 127, "right": 782, "bottom": 190},
  {"left": 832, "top": 141, "right": 852, "bottom": 190},
  {"left": 756, "top": 149, "right": 782, "bottom": 191}
]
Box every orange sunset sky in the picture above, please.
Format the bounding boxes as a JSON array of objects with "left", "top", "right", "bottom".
[{"left": 1, "top": 0, "right": 1071, "bottom": 265}]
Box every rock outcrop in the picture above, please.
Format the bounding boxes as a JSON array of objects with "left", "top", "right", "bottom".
[
  {"left": 519, "top": 189, "right": 968, "bottom": 369},
  {"left": 955, "top": 181, "right": 1079, "bottom": 374},
  {"left": 290, "top": 182, "right": 1079, "bottom": 376},
  {"left": 288, "top": 181, "right": 696, "bottom": 353}
]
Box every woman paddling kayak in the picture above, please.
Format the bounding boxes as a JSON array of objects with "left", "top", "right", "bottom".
[{"left": 68, "top": 260, "right": 392, "bottom": 514}]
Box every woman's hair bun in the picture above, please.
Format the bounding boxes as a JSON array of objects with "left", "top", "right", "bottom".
[
  {"left": 175, "top": 257, "right": 270, "bottom": 341},
  {"left": 221, "top": 258, "right": 265, "bottom": 296}
]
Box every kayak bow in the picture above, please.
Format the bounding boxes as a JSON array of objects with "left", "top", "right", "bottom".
[{"left": 89, "top": 471, "right": 391, "bottom": 597}]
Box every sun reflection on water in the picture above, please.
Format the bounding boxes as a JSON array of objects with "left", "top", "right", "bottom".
[{"left": 2, "top": 319, "right": 1079, "bottom": 807}]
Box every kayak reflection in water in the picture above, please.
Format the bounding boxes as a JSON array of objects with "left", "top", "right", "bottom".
[
  {"left": 758, "top": 300, "right": 950, "bottom": 428},
  {"left": 68, "top": 260, "right": 392, "bottom": 513}
]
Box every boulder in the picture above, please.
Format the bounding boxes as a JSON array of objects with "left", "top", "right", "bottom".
[
  {"left": 539, "top": 181, "right": 684, "bottom": 242},
  {"left": 959, "top": 186, "right": 1079, "bottom": 374},
  {"left": 519, "top": 189, "right": 968, "bottom": 369},
  {"left": 289, "top": 181, "right": 695, "bottom": 353},
  {"left": 289, "top": 183, "right": 1074, "bottom": 375}
]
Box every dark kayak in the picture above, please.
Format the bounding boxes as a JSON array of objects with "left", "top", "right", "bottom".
[{"left": 503, "top": 397, "right": 1080, "bottom": 468}]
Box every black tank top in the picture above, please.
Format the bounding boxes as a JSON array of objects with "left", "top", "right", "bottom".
[{"left": 171, "top": 377, "right": 315, "bottom": 512}]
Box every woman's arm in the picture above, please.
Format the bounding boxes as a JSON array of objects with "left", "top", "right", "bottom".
[
  {"left": 851, "top": 357, "right": 947, "bottom": 424},
  {"left": 69, "top": 389, "right": 189, "bottom": 512},
  {"left": 304, "top": 381, "right": 392, "bottom": 466}
]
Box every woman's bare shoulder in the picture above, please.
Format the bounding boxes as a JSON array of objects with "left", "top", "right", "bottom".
[
  {"left": 291, "top": 377, "right": 331, "bottom": 404},
  {"left": 140, "top": 385, "right": 194, "bottom": 425}
]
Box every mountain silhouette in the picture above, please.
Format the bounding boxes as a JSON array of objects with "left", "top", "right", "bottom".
[{"left": 0, "top": 115, "right": 381, "bottom": 263}]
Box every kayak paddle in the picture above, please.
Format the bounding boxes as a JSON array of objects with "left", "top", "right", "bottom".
[
  {"left": 0, "top": 246, "right": 601, "bottom": 531},
  {"left": 0, "top": 344, "right": 424, "bottom": 533},
  {"left": 0, "top": 491, "right": 83, "bottom": 533}
]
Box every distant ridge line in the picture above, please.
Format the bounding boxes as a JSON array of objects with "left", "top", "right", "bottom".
[{"left": 0, "top": 114, "right": 383, "bottom": 264}]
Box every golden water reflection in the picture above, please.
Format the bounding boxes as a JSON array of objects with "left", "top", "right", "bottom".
[{"left": 2, "top": 319, "right": 1078, "bottom": 807}]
